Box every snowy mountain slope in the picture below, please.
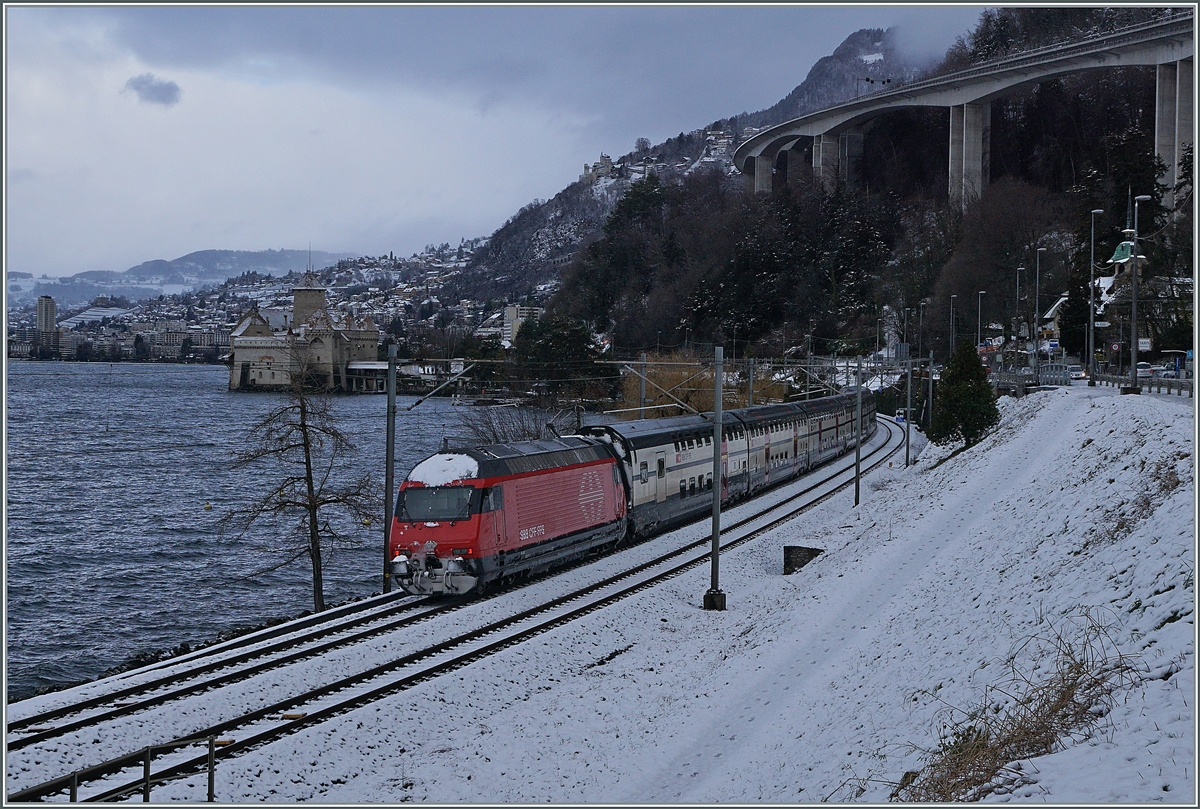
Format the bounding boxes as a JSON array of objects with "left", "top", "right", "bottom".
[{"left": 135, "top": 386, "right": 1194, "bottom": 803}]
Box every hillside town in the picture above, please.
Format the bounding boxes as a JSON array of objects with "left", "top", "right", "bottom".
[
  {"left": 6, "top": 240, "right": 546, "bottom": 386},
  {"left": 4, "top": 120, "right": 755, "bottom": 377}
]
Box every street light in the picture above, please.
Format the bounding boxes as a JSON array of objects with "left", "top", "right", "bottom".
[
  {"left": 1035, "top": 247, "right": 1046, "bottom": 378},
  {"left": 1127, "top": 194, "right": 1153, "bottom": 392},
  {"left": 950, "top": 294, "right": 957, "bottom": 355},
  {"left": 1088, "top": 208, "right": 1104, "bottom": 386},
  {"left": 918, "top": 300, "right": 926, "bottom": 363},
  {"left": 977, "top": 290, "right": 986, "bottom": 348},
  {"left": 857, "top": 76, "right": 892, "bottom": 98},
  {"left": 1015, "top": 266, "right": 1025, "bottom": 335}
]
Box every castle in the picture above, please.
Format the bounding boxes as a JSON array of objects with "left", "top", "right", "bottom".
[{"left": 228, "top": 273, "right": 379, "bottom": 392}]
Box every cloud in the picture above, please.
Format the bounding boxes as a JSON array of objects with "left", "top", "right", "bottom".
[{"left": 123, "top": 72, "right": 181, "bottom": 105}]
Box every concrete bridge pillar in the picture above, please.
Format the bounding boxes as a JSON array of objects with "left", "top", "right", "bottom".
[
  {"left": 1156, "top": 58, "right": 1193, "bottom": 208},
  {"left": 838, "top": 127, "right": 864, "bottom": 186},
  {"left": 949, "top": 102, "right": 991, "bottom": 209},
  {"left": 786, "top": 143, "right": 809, "bottom": 188},
  {"left": 754, "top": 154, "right": 774, "bottom": 195},
  {"left": 813, "top": 132, "right": 839, "bottom": 189}
]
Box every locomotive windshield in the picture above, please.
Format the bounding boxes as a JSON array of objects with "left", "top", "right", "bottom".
[{"left": 397, "top": 486, "right": 477, "bottom": 522}]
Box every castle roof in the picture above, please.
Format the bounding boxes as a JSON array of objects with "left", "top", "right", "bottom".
[
  {"left": 293, "top": 271, "right": 324, "bottom": 290},
  {"left": 230, "top": 309, "right": 273, "bottom": 338}
]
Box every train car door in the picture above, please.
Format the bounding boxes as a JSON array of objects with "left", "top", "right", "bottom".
[
  {"left": 655, "top": 451, "right": 667, "bottom": 503},
  {"left": 483, "top": 485, "right": 507, "bottom": 550}
]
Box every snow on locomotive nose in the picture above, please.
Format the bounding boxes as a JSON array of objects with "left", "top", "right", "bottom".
[{"left": 389, "top": 438, "right": 627, "bottom": 596}]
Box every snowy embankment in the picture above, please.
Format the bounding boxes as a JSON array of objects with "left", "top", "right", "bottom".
[{"left": 149, "top": 386, "right": 1193, "bottom": 804}]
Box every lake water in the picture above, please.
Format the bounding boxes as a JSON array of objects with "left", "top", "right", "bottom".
[{"left": 4, "top": 361, "right": 469, "bottom": 702}]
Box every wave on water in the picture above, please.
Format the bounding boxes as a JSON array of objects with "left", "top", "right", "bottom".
[{"left": 5, "top": 362, "right": 462, "bottom": 701}]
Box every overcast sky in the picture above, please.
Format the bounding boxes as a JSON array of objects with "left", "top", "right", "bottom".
[{"left": 5, "top": 4, "right": 984, "bottom": 278}]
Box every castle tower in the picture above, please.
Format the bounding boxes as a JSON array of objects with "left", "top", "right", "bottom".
[{"left": 292, "top": 272, "right": 326, "bottom": 326}]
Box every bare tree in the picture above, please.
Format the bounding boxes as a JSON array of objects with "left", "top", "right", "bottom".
[
  {"left": 456, "top": 404, "right": 565, "bottom": 445},
  {"left": 221, "top": 348, "right": 379, "bottom": 612}
]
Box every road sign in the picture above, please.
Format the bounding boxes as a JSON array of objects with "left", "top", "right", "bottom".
[
  {"left": 1138, "top": 337, "right": 1152, "bottom": 351},
  {"left": 1048, "top": 339, "right": 1059, "bottom": 349},
  {"left": 1094, "top": 321, "right": 1110, "bottom": 328},
  {"left": 1111, "top": 342, "right": 1121, "bottom": 354}
]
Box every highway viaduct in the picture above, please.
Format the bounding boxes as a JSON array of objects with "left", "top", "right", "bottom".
[{"left": 733, "top": 11, "right": 1194, "bottom": 209}]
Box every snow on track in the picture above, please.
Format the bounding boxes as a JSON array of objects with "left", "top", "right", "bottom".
[{"left": 15, "top": 388, "right": 1195, "bottom": 803}]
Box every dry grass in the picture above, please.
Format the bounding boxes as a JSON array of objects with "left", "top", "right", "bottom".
[
  {"left": 614, "top": 354, "right": 794, "bottom": 418},
  {"left": 1081, "top": 450, "right": 1190, "bottom": 551},
  {"left": 891, "top": 610, "right": 1143, "bottom": 802}
]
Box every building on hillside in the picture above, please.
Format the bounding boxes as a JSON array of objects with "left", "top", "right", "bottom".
[
  {"left": 503, "top": 305, "right": 542, "bottom": 342},
  {"left": 228, "top": 273, "right": 380, "bottom": 392},
  {"left": 579, "top": 153, "right": 614, "bottom": 184}
]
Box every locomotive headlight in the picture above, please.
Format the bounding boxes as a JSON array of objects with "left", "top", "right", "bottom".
[
  {"left": 446, "top": 557, "right": 466, "bottom": 574},
  {"left": 390, "top": 555, "right": 409, "bottom": 576}
]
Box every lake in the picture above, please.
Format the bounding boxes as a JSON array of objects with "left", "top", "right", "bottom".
[{"left": 4, "top": 361, "right": 467, "bottom": 701}]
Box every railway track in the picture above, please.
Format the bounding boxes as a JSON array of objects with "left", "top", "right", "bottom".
[{"left": 7, "top": 419, "right": 904, "bottom": 802}]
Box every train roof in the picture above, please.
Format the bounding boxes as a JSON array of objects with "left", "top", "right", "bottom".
[
  {"left": 406, "top": 436, "right": 613, "bottom": 484},
  {"left": 726, "top": 402, "right": 803, "bottom": 426},
  {"left": 582, "top": 412, "right": 728, "bottom": 450}
]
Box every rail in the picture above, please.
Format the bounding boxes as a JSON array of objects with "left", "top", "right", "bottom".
[
  {"left": 8, "top": 421, "right": 902, "bottom": 803},
  {"left": 1091, "top": 372, "right": 1193, "bottom": 397}
]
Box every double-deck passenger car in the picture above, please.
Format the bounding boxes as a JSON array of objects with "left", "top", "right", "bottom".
[{"left": 389, "top": 389, "right": 876, "bottom": 595}]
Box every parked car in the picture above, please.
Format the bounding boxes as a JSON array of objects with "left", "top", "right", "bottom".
[
  {"left": 1068, "top": 364, "right": 1085, "bottom": 380},
  {"left": 1136, "top": 361, "right": 1153, "bottom": 379}
]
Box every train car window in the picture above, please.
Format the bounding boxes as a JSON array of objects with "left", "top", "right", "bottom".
[
  {"left": 657, "top": 458, "right": 666, "bottom": 478},
  {"left": 397, "top": 486, "right": 476, "bottom": 522},
  {"left": 706, "top": 474, "right": 713, "bottom": 490},
  {"left": 480, "top": 487, "right": 503, "bottom": 513},
  {"left": 612, "top": 464, "right": 621, "bottom": 488},
  {"left": 679, "top": 480, "right": 687, "bottom": 499},
  {"left": 689, "top": 477, "right": 696, "bottom": 496},
  {"left": 640, "top": 461, "right": 649, "bottom": 484},
  {"left": 674, "top": 441, "right": 680, "bottom": 452}
]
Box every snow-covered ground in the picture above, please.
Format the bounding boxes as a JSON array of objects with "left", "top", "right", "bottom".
[{"left": 19, "top": 385, "right": 1198, "bottom": 803}]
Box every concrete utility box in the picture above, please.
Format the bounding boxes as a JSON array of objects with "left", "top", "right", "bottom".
[{"left": 783, "top": 546, "right": 823, "bottom": 575}]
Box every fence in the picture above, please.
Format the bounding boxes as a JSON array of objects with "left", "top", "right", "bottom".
[{"left": 1092, "top": 372, "right": 1193, "bottom": 397}]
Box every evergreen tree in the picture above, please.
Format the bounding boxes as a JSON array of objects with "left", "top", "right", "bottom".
[
  {"left": 928, "top": 341, "right": 1000, "bottom": 447},
  {"left": 513, "top": 315, "right": 617, "bottom": 401},
  {"left": 1055, "top": 263, "right": 1091, "bottom": 358}
]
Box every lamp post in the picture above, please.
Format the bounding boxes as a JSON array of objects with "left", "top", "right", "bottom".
[
  {"left": 1127, "top": 194, "right": 1153, "bottom": 392},
  {"left": 918, "top": 300, "right": 925, "bottom": 363},
  {"left": 1035, "top": 247, "right": 1046, "bottom": 379},
  {"left": 1088, "top": 208, "right": 1104, "bottom": 385},
  {"left": 704, "top": 346, "right": 726, "bottom": 610},
  {"left": 1015, "top": 267, "right": 1025, "bottom": 365},
  {"left": 977, "top": 290, "right": 986, "bottom": 349},
  {"left": 950, "top": 294, "right": 957, "bottom": 355}
]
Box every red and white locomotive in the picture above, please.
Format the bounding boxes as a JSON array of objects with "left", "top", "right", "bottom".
[
  {"left": 389, "top": 437, "right": 627, "bottom": 595},
  {"left": 389, "top": 390, "right": 876, "bottom": 595}
]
